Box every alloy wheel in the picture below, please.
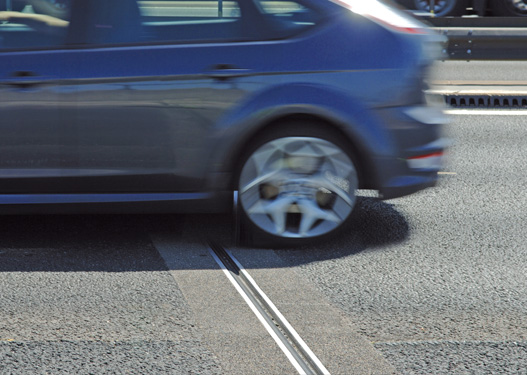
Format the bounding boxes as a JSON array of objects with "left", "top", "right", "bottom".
[{"left": 239, "top": 136, "right": 358, "bottom": 239}]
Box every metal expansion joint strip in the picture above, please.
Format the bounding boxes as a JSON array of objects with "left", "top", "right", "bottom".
[{"left": 208, "top": 242, "right": 330, "bottom": 375}]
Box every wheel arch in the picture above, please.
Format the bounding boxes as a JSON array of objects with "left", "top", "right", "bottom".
[
  {"left": 205, "top": 83, "right": 397, "bottom": 194},
  {"left": 226, "top": 113, "right": 375, "bottom": 192}
]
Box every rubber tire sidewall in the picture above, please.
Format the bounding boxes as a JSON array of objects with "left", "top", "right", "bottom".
[
  {"left": 412, "top": 0, "right": 469, "bottom": 16},
  {"left": 235, "top": 121, "right": 360, "bottom": 248},
  {"left": 491, "top": 0, "right": 527, "bottom": 16}
]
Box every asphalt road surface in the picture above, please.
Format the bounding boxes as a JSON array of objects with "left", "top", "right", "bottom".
[
  {"left": 430, "top": 60, "right": 527, "bottom": 84},
  {"left": 1, "top": 88, "right": 526, "bottom": 373},
  {"left": 274, "top": 112, "right": 527, "bottom": 374}
]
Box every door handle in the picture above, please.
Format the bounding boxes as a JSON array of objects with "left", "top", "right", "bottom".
[
  {"left": 1, "top": 71, "right": 43, "bottom": 88},
  {"left": 205, "top": 64, "right": 251, "bottom": 80}
]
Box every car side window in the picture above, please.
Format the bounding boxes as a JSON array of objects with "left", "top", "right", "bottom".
[
  {"left": 0, "top": 0, "right": 319, "bottom": 50},
  {"left": 66, "top": 0, "right": 245, "bottom": 46},
  {"left": 255, "top": 0, "right": 321, "bottom": 36},
  {"left": 138, "top": 0, "right": 243, "bottom": 44},
  {"left": 0, "top": 0, "right": 71, "bottom": 50}
]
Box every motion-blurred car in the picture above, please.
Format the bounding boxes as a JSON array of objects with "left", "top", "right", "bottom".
[{"left": 0, "top": 0, "right": 446, "bottom": 246}]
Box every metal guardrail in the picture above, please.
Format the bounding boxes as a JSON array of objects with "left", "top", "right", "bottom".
[
  {"left": 418, "top": 16, "right": 527, "bottom": 60},
  {"left": 436, "top": 27, "right": 527, "bottom": 60},
  {"left": 426, "top": 17, "right": 527, "bottom": 28}
]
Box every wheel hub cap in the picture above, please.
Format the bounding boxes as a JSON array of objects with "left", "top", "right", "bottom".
[{"left": 239, "top": 137, "right": 358, "bottom": 238}]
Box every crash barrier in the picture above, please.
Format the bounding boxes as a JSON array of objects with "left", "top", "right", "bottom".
[{"left": 424, "top": 17, "right": 527, "bottom": 60}]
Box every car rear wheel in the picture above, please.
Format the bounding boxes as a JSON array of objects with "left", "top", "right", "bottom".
[
  {"left": 491, "top": 0, "right": 527, "bottom": 16},
  {"left": 236, "top": 124, "right": 359, "bottom": 247},
  {"left": 412, "top": 0, "right": 469, "bottom": 16}
]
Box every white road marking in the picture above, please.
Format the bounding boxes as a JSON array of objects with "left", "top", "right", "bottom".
[
  {"left": 224, "top": 248, "right": 331, "bottom": 375},
  {"left": 208, "top": 249, "right": 311, "bottom": 375},
  {"left": 446, "top": 109, "right": 527, "bottom": 115},
  {"left": 210, "top": 247, "right": 331, "bottom": 375}
]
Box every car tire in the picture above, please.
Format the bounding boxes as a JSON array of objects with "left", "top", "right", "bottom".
[
  {"left": 412, "top": 0, "right": 469, "bottom": 16},
  {"left": 491, "top": 0, "right": 527, "bottom": 16},
  {"left": 235, "top": 122, "right": 360, "bottom": 247}
]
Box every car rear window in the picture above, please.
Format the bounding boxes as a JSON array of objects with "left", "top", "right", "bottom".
[
  {"left": 140, "top": 0, "right": 241, "bottom": 19},
  {"left": 254, "top": 0, "right": 321, "bottom": 38},
  {"left": 0, "top": 2, "right": 71, "bottom": 50},
  {"left": 258, "top": 0, "right": 311, "bottom": 17},
  {"left": 0, "top": 0, "right": 322, "bottom": 50},
  {"left": 139, "top": 0, "right": 243, "bottom": 43}
]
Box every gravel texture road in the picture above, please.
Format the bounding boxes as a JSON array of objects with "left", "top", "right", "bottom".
[
  {"left": 0, "top": 216, "right": 223, "bottom": 374},
  {"left": 1, "top": 113, "right": 526, "bottom": 374},
  {"left": 274, "top": 114, "right": 527, "bottom": 374},
  {"left": 430, "top": 60, "right": 527, "bottom": 84}
]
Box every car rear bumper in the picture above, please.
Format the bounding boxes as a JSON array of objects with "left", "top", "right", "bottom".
[
  {"left": 379, "top": 171, "right": 438, "bottom": 200},
  {"left": 371, "top": 101, "right": 449, "bottom": 199},
  {"left": 378, "top": 135, "right": 450, "bottom": 199}
]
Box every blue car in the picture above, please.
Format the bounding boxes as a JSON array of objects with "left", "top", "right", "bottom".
[{"left": 0, "top": 0, "right": 446, "bottom": 246}]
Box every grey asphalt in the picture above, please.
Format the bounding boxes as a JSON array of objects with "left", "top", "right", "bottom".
[
  {"left": 0, "top": 213, "right": 396, "bottom": 374},
  {"left": 430, "top": 60, "right": 527, "bottom": 84},
  {"left": 0, "top": 216, "right": 223, "bottom": 374},
  {"left": 152, "top": 226, "right": 396, "bottom": 375},
  {"left": 428, "top": 60, "right": 527, "bottom": 97},
  {"left": 2, "top": 68, "right": 527, "bottom": 374},
  {"left": 273, "top": 114, "right": 527, "bottom": 374},
  {"left": 2, "top": 113, "right": 527, "bottom": 374}
]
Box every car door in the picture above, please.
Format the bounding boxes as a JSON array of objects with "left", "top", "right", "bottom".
[
  {"left": 0, "top": 0, "right": 265, "bottom": 195},
  {"left": 0, "top": 0, "right": 323, "bottom": 196},
  {"left": 0, "top": 2, "right": 76, "bottom": 193},
  {"left": 54, "top": 0, "right": 255, "bottom": 193}
]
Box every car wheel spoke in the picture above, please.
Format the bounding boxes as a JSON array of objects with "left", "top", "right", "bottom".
[
  {"left": 309, "top": 173, "right": 356, "bottom": 208},
  {"left": 239, "top": 169, "right": 286, "bottom": 195},
  {"left": 297, "top": 199, "right": 341, "bottom": 236},
  {"left": 239, "top": 136, "right": 358, "bottom": 239},
  {"left": 246, "top": 195, "right": 296, "bottom": 235}
]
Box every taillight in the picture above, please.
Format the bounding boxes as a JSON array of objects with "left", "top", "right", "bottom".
[
  {"left": 407, "top": 152, "right": 443, "bottom": 170},
  {"left": 332, "top": 0, "right": 429, "bottom": 35}
]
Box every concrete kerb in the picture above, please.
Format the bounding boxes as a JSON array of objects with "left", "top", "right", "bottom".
[
  {"left": 426, "top": 83, "right": 527, "bottom": 108},
  {"left": 428, "top": 84, "right": 527, "bottom": 96}
]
